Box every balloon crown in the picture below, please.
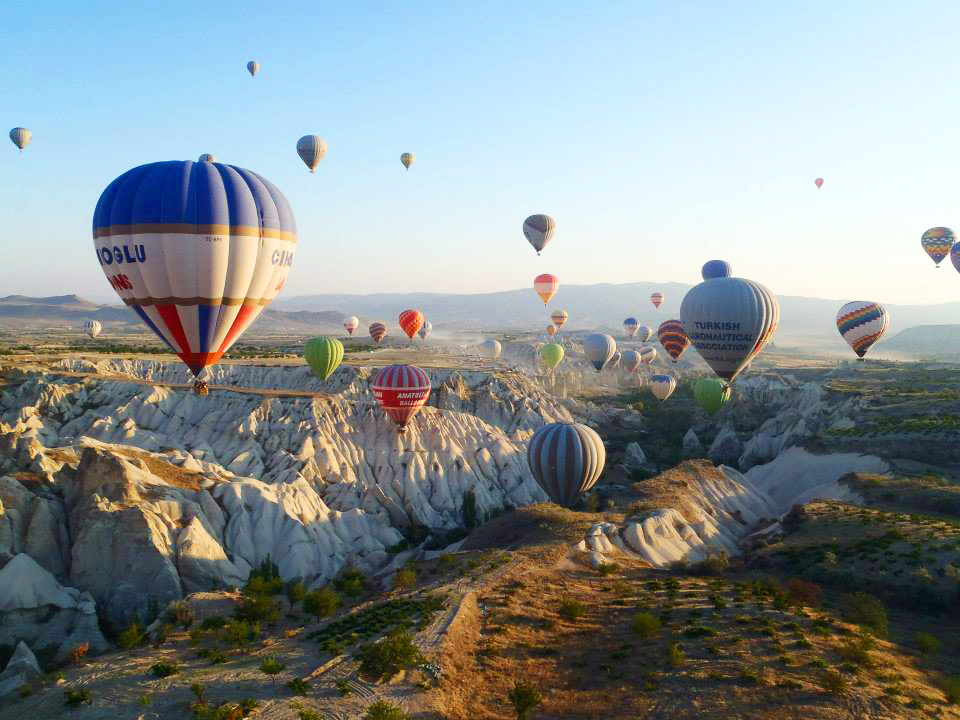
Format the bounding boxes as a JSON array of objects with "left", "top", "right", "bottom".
[{"left": 701, "top": 260, "right": 732, "bottom": 280}]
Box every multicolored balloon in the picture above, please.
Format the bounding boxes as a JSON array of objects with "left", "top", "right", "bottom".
[
  {"left": 418, "top": 320, "right": 432, "bottom": 340},
  {"left": 541, "top": 342, "right": 565, "bottom": 371},
  {"left": 680, "top": 262, "right": 779, "bottom": 382},
  {"left": 650, "top": 292, "right": 664, "bottom": 309},
  {"left": 546, "top": 324, "right": 558, "bottom": 337},
  {"left": 550, "top": 309, "right": 568, "bottom": 328},
  {"left": 83, "top": 320, "right": 102, "bottom": 339},
  {"left": 637, "top": 325, "right": 653, "bottom": 342},
  {"left": 836, "top": 301, "right": 888, "bottom": 359},
  {"left": 400, "top": 152, "right": 415, "bottom": 170},
  {"left": 639, "top": 346, "right": 657, "bottom": 364},
  {"left": 523, "top": 214, "right": 556, "bottom": 255},
  {"left": 198, "top": 153, "right": 216, "bottom": 163},
  {"left": 527, "top": 422, "right": 605, "bottom": 508},
  {"left": 952, "top": 243, "right": 960, "bottom": 274},
  {"left": 92, "top": 160, "right": 296, "bottom": 377},
  {"left": 9, "top": 128, "right": 30, "bottom": 152},
  {"left": 480, "top": 339, "right": 502, "bottom": 359},
  {"left": 343, "top": 316, "right": 359, "bottom": 335},
  {"left": 296, "top": 135, "right": 327, "bottom": 172},
  {"left": 623, "top": 317, "right": 639, "bottom": 337},
  {"left": 657, "top": 320, "right": 690, "bottom": 363},
  {"left": 921, "top": 227, "right": 955, "bottom": 268},
  {"left": 304, "top": 337, "right": 344, "bottom": 380},
  {"left": 398, "top": 309, "right": 425, "bottom": 340},
  {"left": 369, "top": 322, "right": 387, "bottom": 343},
  {"left": 694, "top": 377, "right": 731, "bottom": 415},
  {"left": 815, "top": 177, "right": 823, "bottom": 188},
  {"left": 584, "top": 333, "right": 616, "bottom": 372},
  {"left": 371, "top": 364, "right": 431, "bottom": 430},
  {"left": 621, "top": 350, "right": 641, "bottom": 372},
  {"left": 534, "top": 274, "right": 559, "bottom": 305},
  {"left": 649, "top": 374, "right": 677, "bottom": 401},
  {"left": 246, "top": 61, "right": 259, "bottom": 77}
]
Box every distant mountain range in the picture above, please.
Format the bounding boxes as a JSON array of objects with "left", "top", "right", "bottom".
[{"left": 2, "top": 288, "right": 959, "bottom": 357}]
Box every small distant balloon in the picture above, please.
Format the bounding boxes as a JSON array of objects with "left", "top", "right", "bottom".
[
  {"left": 304, "top": 337, "right": 344, "bottom": 381},
  {"left": 694, "top": 377, "right": 731, "bottom": 415},
  {"left": 657, "top": 320, "right": 690, "bottom": 363},
  {"left": 297, "top": 135, "right": 327, "bottom": 172},
  {"left": 546, "top": 324, "right": 558, "bottom": 337},
  {"left": 9, "top": 128, "right": 31, "bottom": 152},
  {"left": 623, "top": 317, "right": 639, "bottom": 337},
  {"left": 400, "top": 153, "right": 415, "bottom": 170},
  {"left": 247, "top": 61, "right": 259, "bottom": 77},
  {"left": 198, "top": 153, "right": 216, "bottom": 163},
  {"left": 836, "top": 301, "right": 888, "bottom": 359},
  {"left": 523, "top": 214, "right": 556, "bottom": 255},
  {"left": 951, "top": 243, "right": 960, "bottom": 274},
  {"left": 369, "top": 322, "right": 387, "bottom": 344},
  {"left": 637, "top": 325, "right": 653, "bottom": 342},
  {"left": 650, "top": 292, "right": 664, "bottom": 309},
  {"left": 83, "top": 320, "right": 102, "bottom": 339},
  {"left": 921, "top": 227, "right": 955, "bottom": 268},
  {"left": 534, "top": 274, "right": 559, "bottom": 305},
  {"left": 639, "top": 346, "right": 657, "bottom": 364},
  {"left": 371, "top": 364, "right": 431, "bottom": 430},
  {"left": 621, "top": 350, "right": 641, "bottom": 373},
  {"left": 343, "top": 316, "right": 360, "bottom": 335},
  {"left": 550, "top": 309, "right": 568, "bottom": 328},
  {"left": 584, "top": 333, "right": 616, "bottom": 372},
  {"left": 649, "top": 374, "right": 677, "bottom": 401},
  {"left": 480, "top": 339, "right": 502, "bottom": 359},
  {"left": 815, "top": 177, "right": 824, "bottom": 188},
  {"left": 418, "top": 320, "right": 432, "bottom": 340},
  {"left": 541, "top": 342, "right": 564, "bottom": 370},
  {"left": 398, "top": 309, "right": 425, "bottom": 340}
]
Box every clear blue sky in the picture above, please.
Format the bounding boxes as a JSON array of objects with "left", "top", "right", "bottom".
[{"left": 4, "top": 0, "right": 960, "bottom": 305}]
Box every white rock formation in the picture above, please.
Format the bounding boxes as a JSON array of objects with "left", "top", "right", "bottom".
[
  {"left": 707, "top": 426, "right": 742, "bottom": 466},
  {"left": 682, "top": 428, "right": 703, "bottom": 456},
  {"left": 623, "top": 442, "right": 648, "bottom": 469},
  {"left": 0, "top": 641, "right": 42, "bottom": 697}
]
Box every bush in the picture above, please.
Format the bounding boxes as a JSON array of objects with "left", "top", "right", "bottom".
[
  {"left": 167, "top": 600, "right": 195, "bottom": 628},
  {"left": 117, "top": 621, "right": 145, "bottom": 649},
  {"left": 191, "top": 683, "right": 207, "bottom": 702},
  {"left": 223, "top": 619, "right": 256, "bottom": 647},
  {"left": 462, "top": 489, "right": 479, "bottom": 530},
  {"left": 64, "top": 687, "right": 93, "bottom": 707},
  {"left": 841, "top": 592, "right": 888, "bottom": 637},
  {"left": 334, "top": 567, "right": 367, "bottom": 597},
  {"left": 944, "top": 676, "right": 960, "bottom": 705},
  {"left": 287, "top": 677, "right": 311, "bottom": 695},
  {"left": 683, "top": 625, "right": 716, "bottom": 639},
  {"left": 303, "top": 588, "right": 342, "bottom": 622},
  {"left": 297, "top": 707, "right": 324, "bottom": 720},
  {"left": 915, "top": 631, "right": 940, "bottom": 655},
  {"left": 286, "top": 581, "right": 307, "bottom": 606},
  {"left": 259, "top": 656, "right": 286, "bottom": 683},
  {"left": 336, "top": 679, "right": 352, "bottom": 697},
  {"left": 785, "top": 578, "right": 822, "bottom": 608},
  {"left": 208, "top": 649, "right": 229, "bottom": 665},
  {"left": 358, "top": 630, "right": 423, "bottom": 680},
  {"left": 364, "top": 700, "right": 410, "bottom": 720},
  {"left": 393, "top": 567, "right": 417, "bottom": 591},
  {"left": 738, "top": 666, "right": 761, "bottom": 685},
  {"left": 632, "top": 612, "right": 661, "bottom": 640},
  {"left": 69, "top": 642, "right": 89, "bottom": 665},
  {"left": 508, "top": 680, "right": 542, "bottom": 720},
  {"left": 666, "top": 642, "right": 686, "bottom": 668},
  {"left": 558, "top": 598, "right": 586, "bottom": 622},
  {"left": 688, "top": 550, "right": 729, "bottom": 576},
  {"left": 150, "top": 661, "right": 179, "bottom": 678},
  {"left": 822, "top": 670, "right": 848, "bottom": 695},
  {"left": 597, "top": 562, "right": 620, "bottom": 577},
  {"left": 234, "top": 593, "right": 279, "bottom": 623},
  {"left": 201, "top": 615, "right": 228, "bottom": 631}
]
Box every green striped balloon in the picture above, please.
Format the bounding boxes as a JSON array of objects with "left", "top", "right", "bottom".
[
  {"left": 304, "top": 337, "right": 344, "bottom": 380},
  {"left": 693, "top": 377, "right": 731, "bottom": 415}
]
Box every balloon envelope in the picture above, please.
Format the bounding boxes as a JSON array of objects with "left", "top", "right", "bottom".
[
  {"left": 623, "top": 317, "right": 639, "bottom": 337},
  {"left": 83, "top": 320, "right": 102, "bottom": 339},
  {"left": 527, "top": 422, "right": 605, "bottom": 507},
  {"left": 400, "top": 152, "right": 415, "bottom": 170},
  {"left": 680, "top": 264, "right": 779, "bottom": 382},
  {"left": 246, "top": 61, "right": 259, "bottom": 77},
  {"left": 534, "top": 274, "right": 559, "bottom": 305},
  {"left": 343, "top": 316, "right": 359, "bottom": 335},
  {"left": 639, "top": 346, "right": 657, "bottom": 364},
  {"left": 418, "top": 320, "right": 432, "bottom": 339},
  {"left": 92, "top": 160, "right": 296, "bottom": 377},
  {"left": 398, "top": 309, "right": 425, "bottom": 340},
  {"left": 9, "top": 127, "right": 30, "bottom": 151},
  {"left": 701, "top": 260, "right": 732, "bottom": 280},
  {"left": 480, "top": 339, "right": 502, "bottom": 359},
  {"left": 369, "top": 322, "right": 387, "bottom": 343},
  {"left": 550, "top": 309, "right": 568, "bottom": 328},
  {"left": 952, "top": 244, "right": 960, "bottom": 274},
  {"left": 637, "top": 325, "right": 653, "bottom": 342},
  {"left": 523, "top": 214, "right": 556, "bottom": 254},
  {"left": 621, "top": 349, "right": 641, "bottom": 372},
  {"left": 836, "top": 301, "right": 889, "bottom": 358},
  {"left": 371, "top": 364, "right": 431, "bottom": 429},
  {"left": 657, "top": 320, "right": 690, "bottom": 362},
  {"left": 541, "top": 342, "right": 564, "bottom": 370},
  {"left": 650, "top": 374, "right": 677, "bottom": 401},
  {"left": 921, "top": 227, "right": 955, "bottom": 267},
  {"left": 546, "top": 325, "right": 558, "bottom": 337},
  {"left": 650, "top": 292, "right": 664, "bottom": 309},
  {"left": 304, "top": 336, "right": 344, "bottom": 380},
  {"left": 694, "top": 377, "right": 731, "bottom": 414},
  {"left": 815, "top": 177, "right": 823, "bottom": 188},
  {"left": 198, "top": 153, "right": 216, "bottom": 163},
  {"left": 297, "top": 135, "right": 327, "bottom": 172},
  {"left": 584, "top": 333, "right": 616, "bottom": 372}
]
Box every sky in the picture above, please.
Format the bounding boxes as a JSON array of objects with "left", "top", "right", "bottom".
[{"left": 4, "top": 0, "right": 960, "bottom": 306}]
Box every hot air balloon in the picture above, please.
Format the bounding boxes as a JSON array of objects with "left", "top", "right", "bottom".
[
  {"left": 92, "top": 160, "right": 296, "bottom": 379},
  {"left": 621, "top": 350, "right": 641, "bottom": 373},
  {"left": 343, "top": 316, "right": 359, "bottom": 335},
  {"left": 534, "top": 274, "right": 559, "bottom": 305},
  {"left": 921, "top": 227, "right": 955, "bottom": 268},
  {"left": 9, "top": 128, "right": 30, "bottom": 152},
  {"left": 639, "top": 346, "right": 657, "bottom": 364},
  {"left": 83, "top": 320, "right": 102, "bottom": 339},
  {"left": 304, "top": 337, "right": 344, "bottom": 380},
  {"left": 650, "top": 292, "right": 664, "bottom": 309},
  {"left": 527, "top": 422, "right": 605, "bottom": 507},
  {"left": 297, "top": 135, "right": 327, "bottom": 172},
  {"left": 623, "top": 317, "right": 639, "bottom": 337},
  {"left": 952, "top": 243, "right": 960, "bottom": 274},
  {"left": 246, "top": 61, "right": 259, "bottom": 77},
  {"left": 198, "top": 153, "right": 216, "bottom": 163},
  {"left": 399, "top": 309, "right": 425, "bottom": 340},
  {"left": 637, "top": 325, "right": 653, "bottom": 342},
  {"left": 546, "top": 324, "right": 558, "bottom": 337},
  {"left": 371, "top": 364, "right": 431, "bottom": 430},
  {"left": 400, "top": 153, "right": 415, "bottom": 170},
  {"left": 480, "top": 339, "right": 502, "bottom": 359},
  {"left": 584, "top": 333, "right": 616, "bottom": 372},
  {"left": 836, "top": 301, "right": 888, "bottom": 359},
  {"left": 541, "top": 342, "right": 564, "bottom": 371},
  {"left": 607, "top": 351, "right": 622, "bottom": 370},
  {"left": 680, "top": 262, "right": 779, "bottom": 383},
  {"left": 701, "top": 260, "right": 732, "bottom": 279},
  {"left": 523, "top": 214, "right": 556, "bottom": 255},
  {"left": 815, "top": 177, "right": 824, "bottom": 188},
  {"left": 649, "top": 374, "right": 677, "bottom": 401},
  {"left": 657, "top": 320, "right": 690, "bottom": 363},
  {"left": 369, "top": 322, "right": 387, "bottom": 343},
  {"left": 694, "top": 377, "right": 731, "bottom": 415},
  {"left": 550, "top": 309, "right": 568, "bottom": 329},
  {"left": 418, "top": 320, "right": 432, "bottom": 340}
]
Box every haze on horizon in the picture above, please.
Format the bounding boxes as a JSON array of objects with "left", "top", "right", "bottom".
[{"left": 4, "top": 0, "right": 960, "bottom": 308}]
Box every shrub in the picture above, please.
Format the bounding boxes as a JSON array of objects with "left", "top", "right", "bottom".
[
  {"left": 666, "top": 642, "right": 686, "bottom": 668},
  {"left": 150, "top": 661, "right": 179, "bottom": 678},
  {"left": 167, "top": 600, "right": 195, "bottom": 628},
  {"left": 822, "top": 670, "right": 848, "bottom": 695},
  {"left": 364, "top": 700, "right": 410, "bottom": 720},
  {"left": 334, "top": 567, "right": 367, "bottom": 597},
  {"left": 683, "top": 625, "right": 716, "bottom": 639},
  {"left": 223, "top": 619, "right": 256, "bottom": 647},
  {"left": 597, "top": 562, "right": 620, "bottom": 577},
  {"left": 117, "top": 621, "right": 145, "bottom": 649},
  {"left": 462, "top": 489, "right": 479, "bottom": 530},
  {"left": 201, "top": 615, "right": 228, "bottom": 630},
  {"left": 915, "top": 631, "right": 940, "bottom": 655},
  {"left": 287, "top": 677, "right": 311, "bottom": 695},
  {"left": 632, "top": 612, "right": 661, "bottom": 640},
  {"left": 507, "top": 680, "right": 542, "bottom": 720},
  {"left": 558, "top": 598, "right": 586, "bottom": 622},
  {"left": 297, "top": 708, "right": 324, "bottom": 720},
  {"left": 358, "top": 630, "right": 423, "bottom": 680},
  {"left": 286, "top": 581, "right": 307, "bottom": 606},
  {"left": 303, "top": 588, "right": 342, "bottom": 622},
  {"left": 393, "top": 567, "right": 417, "bottom": 591},
  {"left": 259, "top": 656, "right": 286, "bottom": 683},
  {"left": 69, "top": 642, "right": 89, "bottom": 665},
  {"left": 786, "top": 578, "right": 822, "bottom": 609},
  {"left": 234, "top": 593, "right": 279, "bottom": 623},
  {"left": 336, "top": 679, "right": 352, "bottom": 697},
  {"left": 689, "top": 550, "right": 729, "bottom": 576},
  {"left": 191, "top": 683, "right": 207, "bottom": 702},
  {"left": 208, "top": 649, "right": 229, "bottom": 665},
  {"left": 738, "top": 666, "right": 761, "bottom": 685},
  {"left": 64, "top": 687, "right": 92, "bottom": 707},
  {"left": 841, "top": 592, "right": 888, "bottom": 637},
  {"left": 943, "top": 676, "right": 960, "bottom": 705}
]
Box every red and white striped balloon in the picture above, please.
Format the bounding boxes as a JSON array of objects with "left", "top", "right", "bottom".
[
  {"left": 398, "top": 309, "right": 425, "bottom": 340},
  {"left": 343, "top": 316, "right": 359, "bottom": 335},
  {"left": 534, "top": 274, "right": 559, "bottom": 305},
  {"left": 371, "top": 364, "right": 432, "bottom": 429},
  {"left": 650, "top": 292, "right": 664, "bottom": 309}
]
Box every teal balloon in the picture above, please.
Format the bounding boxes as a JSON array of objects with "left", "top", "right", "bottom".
[{"left": 304, "top": 337, "right": 344, "bottom": 380}]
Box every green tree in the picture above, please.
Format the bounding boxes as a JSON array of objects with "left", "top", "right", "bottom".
[
  {"left": 393, "top": 567, "right": 417, "bottom": 591},
  {"left": 462, "top": 489, "right": 479, "bottom": 530},
  {"left": 303, "top": 588, "right": 342, "bottom": 622},
  {"left": 364, "top": 700, "right": 409, "bottom": 720},
  {"left": 507, "top": 680, "right": 542, "bottom": 720},
  {"left": 631, "top": 611, "right": 661, "bottom": 640},
  {"left": 842, "top": 592, "right": 888, "bottom": 638},
  {"left": 259, "top": 656, "right": 286, "bottom": 684},
  {"left": 358, "top": 630, "right": 423, "bottom": 680},
  {"left": 117, "top": 621, "right": 145, "bottom": 650}
]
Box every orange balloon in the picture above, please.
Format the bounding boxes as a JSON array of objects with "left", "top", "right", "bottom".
[
  {"left": 547, "top": 325, "right": 557, "bottom": 337},
  {"left": 534, "top": 274, "right": 559, "bottom": 305}
]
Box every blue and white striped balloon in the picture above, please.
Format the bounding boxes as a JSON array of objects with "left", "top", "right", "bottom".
[{"left": 527, "top": 422, "right": 606, "bottom": 507}]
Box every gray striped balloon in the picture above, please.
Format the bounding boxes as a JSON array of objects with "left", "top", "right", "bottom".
[{"left": 527, "top": 422, "right": 606, "bottom": 508}]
